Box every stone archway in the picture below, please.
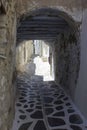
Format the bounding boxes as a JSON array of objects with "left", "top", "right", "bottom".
[
  {"left": 16, "top": 7, "right": 80, "bottom": 100},
  {"left": 1, "top": 1, "right": 87, "bottom": 130},
  {"left": 16, "top": 0, "right": 82, "bottom": 22}
]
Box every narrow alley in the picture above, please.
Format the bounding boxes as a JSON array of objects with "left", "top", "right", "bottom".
[
  {"left": 11, "top": 6, "right": 87, "bottom": 130},
  {"left": 12, "top": 74, "right": 87, "bottom": 130},
  {"left": 12, "top": 58, "right": 87, "bottom": 130},
  {"left": 1, "top": 1, "right": 87, "bottom": 130}
]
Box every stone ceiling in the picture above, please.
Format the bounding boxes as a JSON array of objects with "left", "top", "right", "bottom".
[{"left": 17, "top": 8, "right": 69, "bottom": 42}]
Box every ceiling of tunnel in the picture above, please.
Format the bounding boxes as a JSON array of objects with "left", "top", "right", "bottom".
[{"left": 17, "top": 9, "right": 70, "bottom": 42}]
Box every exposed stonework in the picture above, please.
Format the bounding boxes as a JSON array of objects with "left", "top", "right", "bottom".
[
  {"left": 53, "top": 32, "right": 80, "bottom": 99},
  {"left": 16, "top": 0, "right": 82, "bottom": 22},
  {"left": 0, "top": 1, "right": 87, "bottom": 130},
  {"left": 0, "top": 1, "right": 16, "bottom": 130}
]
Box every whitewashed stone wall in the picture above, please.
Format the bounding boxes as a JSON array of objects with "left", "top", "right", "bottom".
[{"left": 16, "top": 40, "right": 34, "bottom": 72}]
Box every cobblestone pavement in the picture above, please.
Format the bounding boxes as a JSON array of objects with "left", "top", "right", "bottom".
[{"left": 12, "top": 73, "right": 87, "bottom": 130}]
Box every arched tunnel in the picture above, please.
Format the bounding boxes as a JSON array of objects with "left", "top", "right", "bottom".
[
  {"left": 11, "top": 8, "right": 87, "bottom": 130},
  {"left": 16, "top": 8, "right": 80, "bottom": 98},
  {"left": 0, "top": 1, "right": 87, "bottom": 129}
]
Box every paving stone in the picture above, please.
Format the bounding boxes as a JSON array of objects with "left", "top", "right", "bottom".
[
  {"left": 45, "top": 108, "right": 54, "bottom": 115},
  {"left": 20, "top": 100, "right": 27, "bottom": 103},
  {"left": 44, "top": 104, "right": 53, "bottom": 107},
  {"left": 58, "top": 95, "right": 65, "bottom": 99},
  {"left": 26, "top": 109, "right": 33, "bottom": 113},
  {"left": 19, "top": 109, "right": 25, "bottom": 114},
  {"left": 66, "top": 103, "right": 71, "bottom": 106},
  {"left": 36, "top": 106, "right": 42, "bottom": 109},
  {"left": 34, "top": 120, "right": 46, "bottom": 130},
  {"left": 52, "top": 128, "right": 69, "bottom": 130},
  {"left": 70, "top": 125, "right": 82, "bottom": 130},
  {"left": 18, "top": 122, "right": 32, "bottom": 130},
  {"left": 30, "top": 104, "right": 34, "bottom": 108},
  {"left": 43, "top": 97, "right": 53, "bottom": 103},
  {"left": 24, "top": 104, "right": 28, "bottom": 108},
  {"left": 30, "top": 110, "right": 43, "bottom": 119},
  {"left": 19, "top": 115, "right": 26, "bottom": 120},
  {"left": 56, "top": 106, "right": 63, "bottom": 111},
  {"left": 48, "top": 117, "right": 66, "bottom": 127},
  {"left": 67, "top": 109, "right": 75, "bottom": 113},
  {"left": 16, "top": 103, "right": 22, "bottom": 107},
  {"left": 53, "top": 111, "right": 65, "bottom": 117},
  {"left": 54, "top": 100, "right": 63, "bottom": 105},
  {"left": 69, "top": 114, "right": 83, "bottom": 124},
  {"left": 63, "top": 97, "right": 68, "bottom": 101}
]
